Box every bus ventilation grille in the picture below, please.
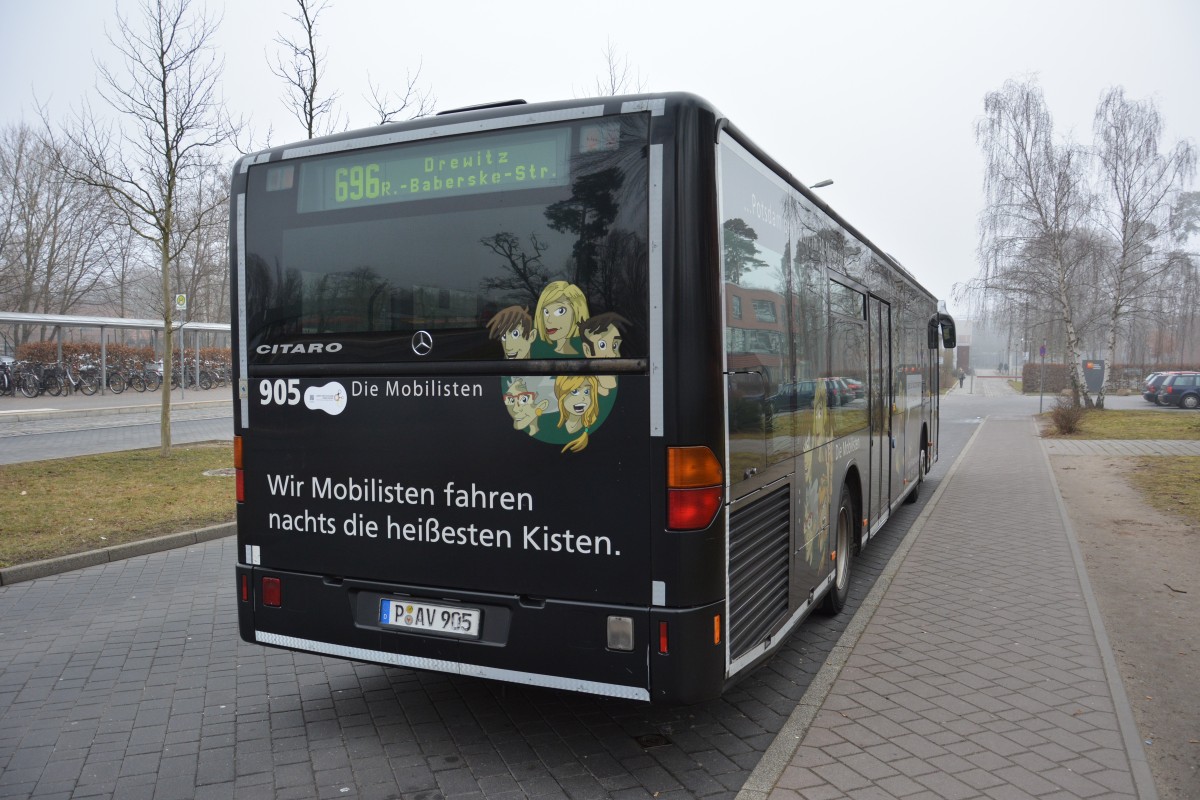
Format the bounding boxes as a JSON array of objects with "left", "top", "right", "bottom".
[{"left": 728, "top": 486, "right": 790, "bottom": 660}]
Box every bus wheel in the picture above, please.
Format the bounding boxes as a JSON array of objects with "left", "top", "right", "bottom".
[
  {"left": 904, "top": 438, "right": 928, "bottom": 505},
  {"left": 823, "top": 485, "right": 855, "bottom": 614}
]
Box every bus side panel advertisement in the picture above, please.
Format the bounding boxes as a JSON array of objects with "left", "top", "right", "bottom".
[{"left": 242, "top": 373, "right": 652, "bottom": 605}]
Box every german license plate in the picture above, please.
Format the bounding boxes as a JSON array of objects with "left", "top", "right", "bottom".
[{"left": 379, "top": 598, "right": 481, "bottom": 639}]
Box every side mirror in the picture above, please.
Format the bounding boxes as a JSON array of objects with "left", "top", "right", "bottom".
[{"left": 928, "top": 313, "right": 957, "bottom": 349}]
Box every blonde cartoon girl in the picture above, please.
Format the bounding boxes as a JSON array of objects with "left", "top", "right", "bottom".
[
  {"left": 554, "top": 374, "right": 601, "bottom": 453},
  {"left": 534, "top": 281, "right": 589, "bottom": 356}
]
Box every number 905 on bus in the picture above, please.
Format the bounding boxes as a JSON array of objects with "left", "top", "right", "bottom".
[{"left": 259, "top": 378, "right": 300, "bottom": 406}]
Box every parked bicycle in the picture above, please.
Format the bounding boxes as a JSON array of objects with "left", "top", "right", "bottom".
[
  {"left": 118, "top": 361, "right": 161, "bottom": 393},
  {"left": 42, "top": 361, "right": 100, "bottom": 397},
  {"left": 102, "top": 365, "right": 127, "bottom": 394},
  {"left": 75, "top": 360, "right": 126, "bottom": 394},
  {"left": 15, "top": 361, "right": 50, "bottom": 398},
  {"left": 0, "top": 360, "right": 13, "bottom": 397}
]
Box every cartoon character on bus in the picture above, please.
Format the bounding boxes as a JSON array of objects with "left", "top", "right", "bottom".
[
  {"left": 579, "top": 312, "right": 628, "bottom": 359},
  {"left": 487, "top": 305, "right": 539, "bottom": 360},
  {"left": 554, "top": 374, "right": 601, "bottom": 453},
  {"left": 495, "top": 282, "right": 631, "bottom": 453},
  {"left": 503, "top": 377, "right": 550, "bottom": 437},
  {"left": 532, "top": 280, "right": 589, "bottom": 357},
  {"left": 579, "top": 311, "right": 628, "bottom": 396}
]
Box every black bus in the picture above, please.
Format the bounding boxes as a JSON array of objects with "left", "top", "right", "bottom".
[{"left": 230, "top": 92, "right": 956, "bottom": 703}]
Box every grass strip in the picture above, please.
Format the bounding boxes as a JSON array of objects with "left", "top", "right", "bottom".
[
  {"left": 0, "top": 443, "right": 234, "bottom": 568},
  {"left": 1045, "top": 409, "right": 1200, "bottom": 440}
]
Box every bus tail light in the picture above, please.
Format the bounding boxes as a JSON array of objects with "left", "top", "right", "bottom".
[
  {"left": 262, "top": 577, "right": 281, "bottom": 607},
  {"left": 234, "top": 435, "right": 245, "bottom": 503},
  {"left": 241, "top": 574, "right": 250, "bottom": 602},
  {"left": 713, "top": 614, "right": 721, "bottom": 645},
  {"left": 667, "top": 447, "right": 722, "bottom": 531},
  {"left": 659, "top": 621, "right": 669, "bottom": 654}
]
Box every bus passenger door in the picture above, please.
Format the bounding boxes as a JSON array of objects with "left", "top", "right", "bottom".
[{"left": 868, "top": 296, "right": 891, "bottom": 529}]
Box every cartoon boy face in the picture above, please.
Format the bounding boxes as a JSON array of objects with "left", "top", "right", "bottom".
[
  {"left": 500, "top": 324, "right": 537, "bottom": 360},
  {"left": 542, "top": 300, "right": 576, "bottom": 346},
  {"left": 581, "top": 323, "right": 622, "bottom": 358}
]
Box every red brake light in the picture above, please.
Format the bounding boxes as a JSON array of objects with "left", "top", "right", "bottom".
[
  {"left": 659, "top": 621, "right": 669, "bottom": 654},
  {"left": 262, "top": 577, "right": 281, "bottom": 607},
  {"left": 667, "top": 487, "right": 722, "bottom": 530}
]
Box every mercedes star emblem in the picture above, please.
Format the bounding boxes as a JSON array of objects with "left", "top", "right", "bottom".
[{"left": 411, "top": 330, "right": 433, "bottom": 356}]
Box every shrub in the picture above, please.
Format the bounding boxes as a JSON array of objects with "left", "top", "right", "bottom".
[{"left": 1049, "top": 396, "right": 1086, "bottom": 435}]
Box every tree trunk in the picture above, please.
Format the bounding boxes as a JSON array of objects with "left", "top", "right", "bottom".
[{"left": 159, "top": 240, "right": 173, "bottom": 456}]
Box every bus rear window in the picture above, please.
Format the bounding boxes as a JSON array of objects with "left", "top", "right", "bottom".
[{"left": 243, "top": 116, "right": 650, "bottom": 363}]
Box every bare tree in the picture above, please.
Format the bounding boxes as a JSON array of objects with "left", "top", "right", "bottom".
[
  {"left": 46, "top": 0, "right": 235, "bottom": 454},
  {"left": 270, "top": 0, "right": 342, "bottom": 139},
  {"left": 478, "top": 232, "right": 552, "bottom": 308},
  {"left": 366, "top": 62, "right": 436, "bottom": 124},
  {"left": 94, "top": 226, "right": 157, "bottom": 337},
  {"left": 581, "top": 38, "right": 647, "bottom": 97},
  {"left": 0, "top": 124, "right": 115, "bottom": 339},
  {"left": 1091, "top": 87, "right": 1196, "bottom": 405},
  {"left": 972, "top": 78, "right": 1097, "bottom": 405},
  {"left": 171, "top": 163, "right": 230, "bottom": 323}
]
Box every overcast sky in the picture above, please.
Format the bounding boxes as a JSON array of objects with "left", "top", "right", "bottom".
[{"left": 3, "top": 0, "right": 1197, "bottom": 318}]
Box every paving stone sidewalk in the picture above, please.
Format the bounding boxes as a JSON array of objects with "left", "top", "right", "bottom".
[{"left": 745, "top": 416, "right": 1157, "bottom": 800}]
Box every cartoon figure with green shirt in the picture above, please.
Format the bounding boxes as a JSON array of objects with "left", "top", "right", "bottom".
[
  {"left": 532, "top": 280, "right": 589, "bottom": 357},
  {"left": 497, "top": 281, "right": 630, "bottom": 452}
]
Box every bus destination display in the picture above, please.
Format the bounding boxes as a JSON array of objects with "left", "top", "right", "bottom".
[{"left": 295, "top": 128, "right": 571, "bottom": 213}]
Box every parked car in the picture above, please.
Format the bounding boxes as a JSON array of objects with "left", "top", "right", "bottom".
[
  {"left": 840, "top": 377, "right": 866, "bottom": 400},
  {"left": 1156, "top": 372, "right": 1200, "bottom": 409},
  {"left": 1143, "top": 372, "right": 1174, "bottom": 404},
  {"left": 769, "top": 380, "right": 818, "bottom": 411}
]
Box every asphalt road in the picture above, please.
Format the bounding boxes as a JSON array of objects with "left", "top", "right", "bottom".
[{"left": 0, "top": 393, "right": 233, "bottom": 464}]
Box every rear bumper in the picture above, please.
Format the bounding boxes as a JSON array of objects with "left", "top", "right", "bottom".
[{"left": 236, "top": 565, "right": 727, "bottom": 703}]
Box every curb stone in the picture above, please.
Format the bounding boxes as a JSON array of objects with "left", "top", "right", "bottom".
[{"left": 0, "top": 521, "right": 235, "bottom": 586}]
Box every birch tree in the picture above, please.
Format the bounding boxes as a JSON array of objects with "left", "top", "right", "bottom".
[
  {"left": 1092, "top": 88, "right": 1196, "bottom": 405},
  {"left": 973, "top": 78, "right": 1097, "bottom": 405}
]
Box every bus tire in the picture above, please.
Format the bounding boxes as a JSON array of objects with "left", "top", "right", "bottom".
[
  {"left": 822, "top": 484, "right": 856, "bottom": 614},
  {"left": 904, "top": 438, "right": 927, "bottom": 505}
]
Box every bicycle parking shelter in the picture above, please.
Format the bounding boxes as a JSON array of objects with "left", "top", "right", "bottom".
[{"left": 0, "top": 311, "right": 231, "bottom": 395}]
